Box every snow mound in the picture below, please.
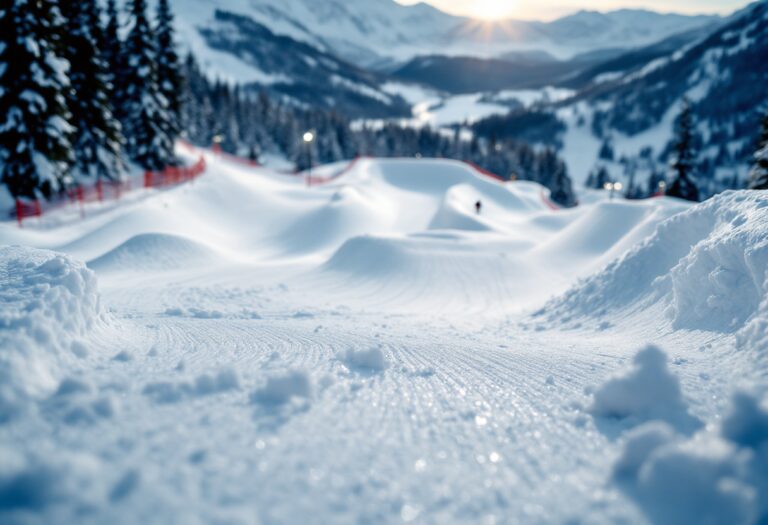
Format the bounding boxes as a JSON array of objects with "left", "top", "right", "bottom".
[
  {"left": 538, "top": 191, "right": 768, "bottom": 332},
  {"left": 274, "top": 186, "right": 391, "bottom": 255},
  {"left": 320, "top": 232, "right": 531, "bottom": 311},
  {"left": 590, "top": 346, "right": 701, "bottom": 432},
  {"left": 0, "top": 247, "right": 103, "bottom": 422},
  {"left": 613, "top": 391, "right": 768, "bottom": 525},
  {"left": 88, "top": 233, "right": 217, "bottom": 272},
  {"left": 428, "top": 184, "right": 496, "bottom": 232}
]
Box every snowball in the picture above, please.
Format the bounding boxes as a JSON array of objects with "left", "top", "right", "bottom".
[{"left": 590, "top": 345, "right": 700, "bottom": 432}]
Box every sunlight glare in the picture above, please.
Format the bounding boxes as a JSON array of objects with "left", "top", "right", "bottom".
[{"left": 472, "top": 0, "right": 516, "bottom": 20}]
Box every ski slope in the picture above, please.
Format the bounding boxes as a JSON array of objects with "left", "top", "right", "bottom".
[{"left": 1, "top": 151, "right": 767, "bottom": 524}]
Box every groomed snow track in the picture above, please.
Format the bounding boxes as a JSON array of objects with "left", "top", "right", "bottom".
[{"left": 1, "top": 150, "right": 767, "bottom": 525}]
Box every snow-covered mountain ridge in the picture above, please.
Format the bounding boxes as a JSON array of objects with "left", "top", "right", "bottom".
[{"left": 172, "top": 0, "right": 720, "bottom": 70}]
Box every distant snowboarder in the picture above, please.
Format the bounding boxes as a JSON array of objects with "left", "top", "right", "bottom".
[{"left": 475, "top": 200, "right": 482, "bottom": 215}]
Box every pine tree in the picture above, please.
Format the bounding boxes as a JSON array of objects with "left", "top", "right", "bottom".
[
  {"left": 667, "top": 98, "right": 700, "bottom": 202},
  {"left": 155, "top": 0, "right": 182, "bottom": 139},
  {"left": 0, "top": 0, "right": 74, "bottom": 199},
  {"left": 122, "top": 0, "right": 174, "bottom": 170},
  {"left": 748, "top": 112, "right": 768, "bottom": 190},
  {"left": 102, "top": 0, "right": 125, "bottom": 119},
  {"left": 60, "top": 0, "right": 124, "bottom": 182}
]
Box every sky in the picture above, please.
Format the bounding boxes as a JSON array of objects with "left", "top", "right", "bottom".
[{"left": 395, "top": 0, "right": 751, "bottom": 21}]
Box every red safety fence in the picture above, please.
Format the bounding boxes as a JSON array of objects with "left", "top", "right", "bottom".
[
  {"left": 463, "top": 161, "right": 505, "bottom": 183},
  {"left": 14, "top": 156, "right": 207, "bottom": 227},
  {"left": 305, "top": 156, "right": 365, "bottom": 186},
  {"left": 15, "top": 199, "right": 42, "bottom": 226},
  {"left": 144, "top": 156, "right": 206, "bottom": 188}
]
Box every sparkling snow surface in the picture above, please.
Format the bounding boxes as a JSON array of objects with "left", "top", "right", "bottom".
[{"left": 1, "top": 151, "right": 767, "bottom": 524}]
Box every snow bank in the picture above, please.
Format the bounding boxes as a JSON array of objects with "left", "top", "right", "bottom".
[
  {"left": 0, "top": 247, "right": 103, "bottom": 422},
  {"left": 538, "top": 191, "right": 768, "bottom": 332},
  {"left": 736, "top": 272, "right": 768, "bottom": 374},
  {"left": 613, "top": 391, "right": 768, "bottom": 525},
  {"left": 590, "top": 346, "right": 701, "bottom": 432}
]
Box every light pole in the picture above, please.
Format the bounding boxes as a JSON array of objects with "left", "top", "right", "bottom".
[
  {"left": 303, "top": 131, "right": 314, "bottom": 187},
  {"left": 212, "top": 134, "right": 224, "bottom": 154},
  {"left": 603, "top": 181, "right": 624, "bottom": 200}
]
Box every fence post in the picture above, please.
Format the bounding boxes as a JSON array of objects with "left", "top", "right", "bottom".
[
  {"left": 15, "top": 199, "right": 23, "bottom": 228},
  {"left": 144, "top": 171, "right": 151, "bottom": 188},
  {"left": 77, "top": 187, "right": 85, "bottom": 218},
  {"left": 96, "top": 179, "right": 103, "bottom": 201}
]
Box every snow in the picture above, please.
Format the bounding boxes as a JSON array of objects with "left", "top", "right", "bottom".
[
  {"left": 537, "top": 191, "right": 768, "bottom": 333},
  {"left": 590, "top": 345, "right": 701, "bottom": 432},
  {"left": 1, "top": 149, "right": 766, "bottom": 523},
  {"left": 612, "top": 391, "right": 768, "bottom": 525},
  {"left": 341, "top": 346, "right": 389, "bottom": 372},
  {"left": 0, "top": 246, "right": 103, "bottom": 423},
  {"left": 251, "top": 369, "right": 313, "bottom": 405},
  {"left": 170, "top": 0, "right": 719, "bottom": 69}
]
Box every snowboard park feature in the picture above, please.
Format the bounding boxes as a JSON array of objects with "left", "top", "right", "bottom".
[{"left": 1, "top": 146, "right": 767, "bottom": 524}]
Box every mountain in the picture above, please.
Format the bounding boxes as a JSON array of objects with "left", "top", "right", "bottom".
[
  {"left": 172, "top": 0, "right": 460, "bottom": 70},
  {"left": 563, "top": 22, "right": 722, "bottom": 89},
  {"left": 189, "top": 9, "right": 411, "bottom": 118},
  {"left": 173, "top": 0, "right": 720, "bottom": 69},
  {"left": 169, "top": 0, "right": 721, "bottom": 115},
  {"left": 472, "top": 1, "right": 768, "bottom": 194}
]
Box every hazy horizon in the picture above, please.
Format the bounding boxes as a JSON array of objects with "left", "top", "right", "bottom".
[{"left": 395, "top": 0, "right": 752, "bottom": 21}]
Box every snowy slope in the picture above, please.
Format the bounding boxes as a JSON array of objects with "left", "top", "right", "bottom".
[{"left": 1, "top": 150, "right": 766, "bottom": 523}]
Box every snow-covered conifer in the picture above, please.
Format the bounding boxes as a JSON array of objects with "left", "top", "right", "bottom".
[
  {"left": 122, "top": 0, "right": 174, "bottom": 170},
  {"left": 667, "top": 98, "right": 700, "bottom": 202},
  {"left": 748, "top": 112, "right": 768, "bottom": 190},
  {"left": 0, "top": 0, "right": 74, "bottom": 198},
  {"left": 60, "top": 0, "right": 124, "bottom": 182},
  {"left": 155, "top": 0, "right": 182, "bottom": 139}
]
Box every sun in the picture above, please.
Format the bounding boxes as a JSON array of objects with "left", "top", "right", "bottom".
[{"left": 472, "top": 0, "right": 515, "bottom": 21}]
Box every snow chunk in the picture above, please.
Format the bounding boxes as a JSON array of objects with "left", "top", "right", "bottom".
[
  {"left": 250, "top": 370, "right": 313, "bottom": 405},
  {"left": 590, "top": 346, "right": 700, "bottom": 432},
  {"left": 613, "top": 391, "right": 768, "bottom": 525},
  {"left": 342, "top": 347, "right": 389, "bottom": 372},
  {"left": 612, "top": 421, "right": 678, "bottom": 478},
  {"left": 721, "top": 392, "right": 768, "bottom": 450},
  {"left": 0, "top": 247, "right": 103, "bottom": 422},
  {"left": 142, "top": 368, "right": 240, "bottom": 404},
  {"left": 0, "top": 447, "right": 103, "bottom": 514}
]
